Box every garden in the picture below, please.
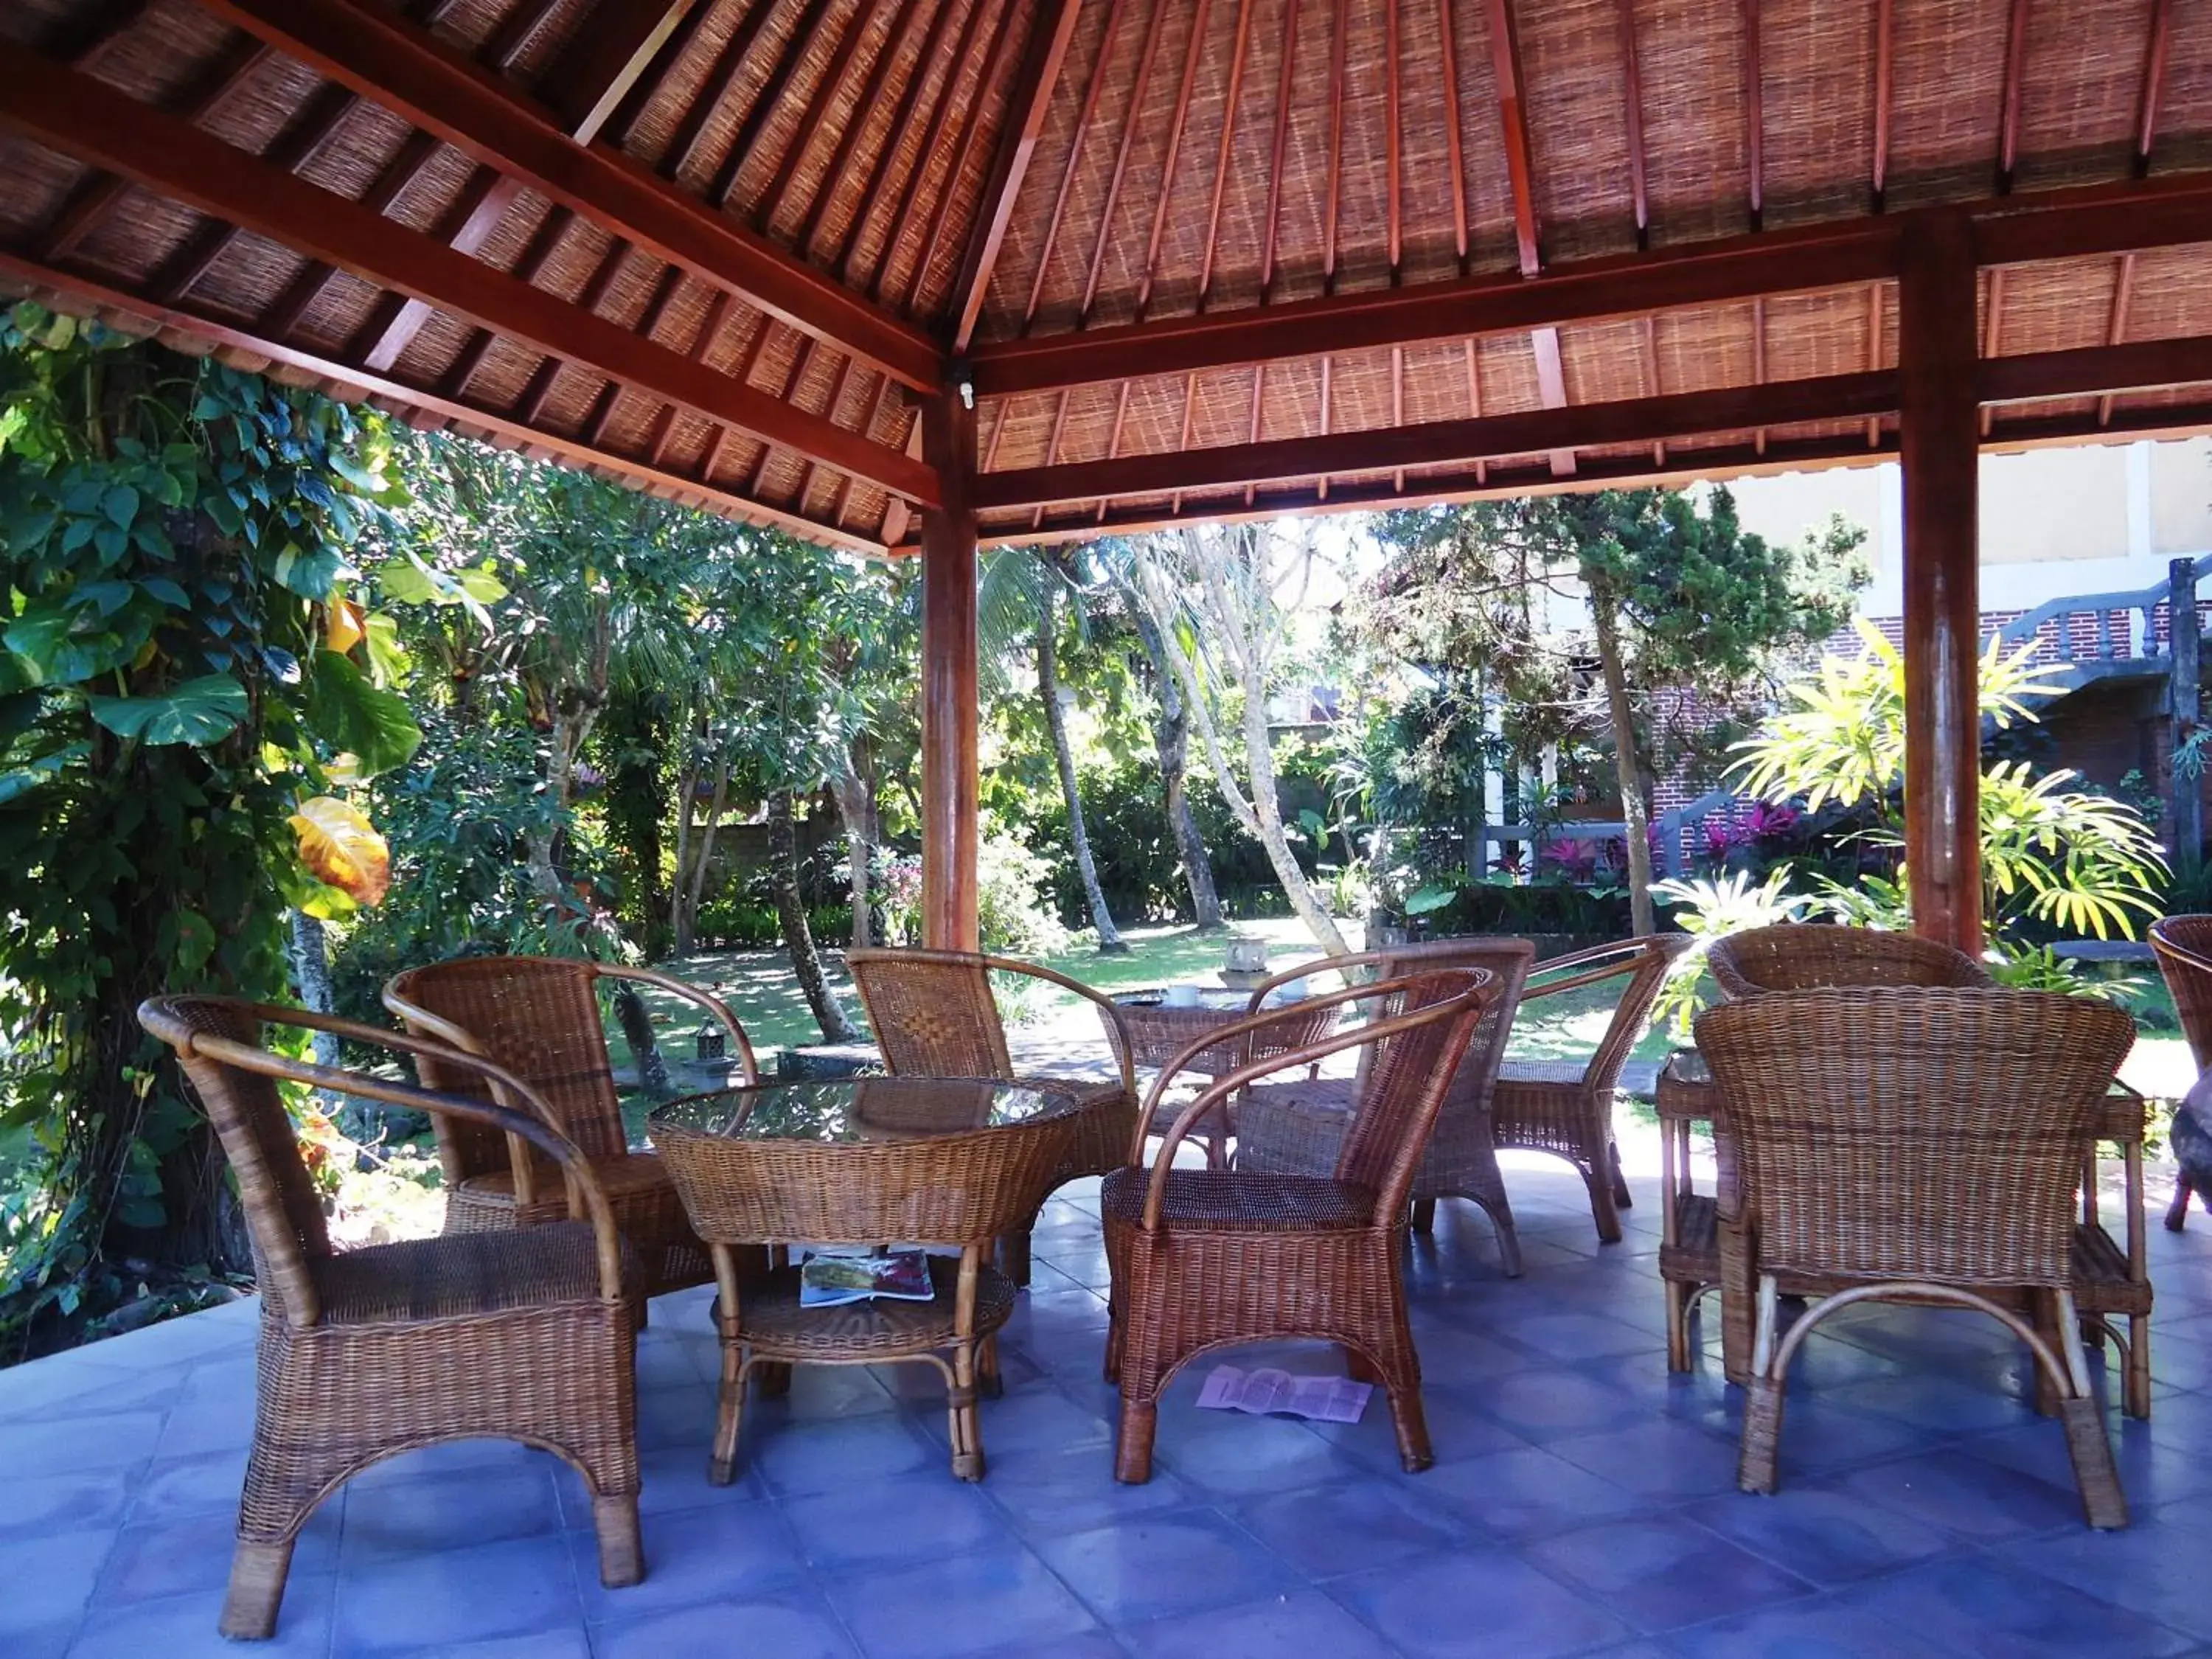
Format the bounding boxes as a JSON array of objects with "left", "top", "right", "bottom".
[{"left": 0, "top": 311, "right": 2194, "bottom": 1361}]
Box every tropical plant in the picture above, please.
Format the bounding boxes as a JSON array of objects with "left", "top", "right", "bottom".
[
  {"left": 1733, "top": 619, "right": 2168, "bottom": 942},
  {"left": 1647, "top": 867, "right": 1815, "bottom": 1037},
  {"left": 0, "top": 311, "right": 415, "bottom": 1350}
]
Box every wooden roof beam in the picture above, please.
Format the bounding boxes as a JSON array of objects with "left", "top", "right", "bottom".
[
  {"left": 975, "top": 369, "right": 1899, "bottom": 508},
  {"left": 972, "top": 177, "right": 2212, "bottom": 394},
  {"left": 0, "top": 44, "right": 939, "bottom": 504},
  {"left": 0, "top": 249, "right": 887, "bottom": 553},
  {"left": 193, "top": 0, "right": 941, "bottom": 391},
  {"left": 950, "top": 0, "right": 1085, "bottom": 352},
  {"left": 538, "top": 0, "right": 703, "bottom": 145},
  {"left": 1979, "top": 333, "right": 2212, "bottom": 404}
]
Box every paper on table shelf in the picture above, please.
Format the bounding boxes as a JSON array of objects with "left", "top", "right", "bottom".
[{"left": 1194, "top": 1364, "right": 1372, "bottom": 1424}]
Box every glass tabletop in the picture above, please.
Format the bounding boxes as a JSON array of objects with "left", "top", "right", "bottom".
[{"left": 647, "top": 1075, "right": 1084, "bottom": 1144}]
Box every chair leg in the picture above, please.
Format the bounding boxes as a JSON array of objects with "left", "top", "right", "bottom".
[
  {"left": 948, "top": 1343, "right": 986, "bottom": 1482},
  {"left": 757, "top": 1360, "right": 793, "bottom": 1399},
  {"left": 2051, "top": 1289, "right": 2129, "bottom": 1529},
  {"left": 2126, "top": 1312, "right": 2152, "bottom": 1421},
  {"left": 1344, "top": 1344, "right": 1381, "bottom": 1383},
  {"left": 1585, "top": 1160, "right": 1625, "bottom": 1245},
  {"left": 1114, "top": 1397, "right": 1158, "bottom": 1484},
  {"left": 591, "top": 1492, "right": 644, "bottom": 1587},
  {"left": 978, "top": 1334, "right": 1003, "bottom": 1399},
  {"left": 1737, "top": 1276, "right": 1787, "bottom": 1495},
  {"left": 998, "top": 1227, "right": 1033, "bottom": 1287},
  {"left": 220, "top": 1538, "right": 294, "bottom": 1641},
  {"left": 710, "top": 1349, "right": 749, "bottom": 1486},
  {"left": 2168, "top": 1178, "right": 2193, "bottom": 1233},
  {"left": 1482, "top": 1200, "right": 1523, "bottom": 1279},
  {"left": 1664, "top": 1280, "right": 1692, "bottom": 1374},
  {"left": 1409, "top": 1197, "right": 1437, "bottom": 1234},
  {"left": 1609, "top": 1141, "right": 1633, "bottom": 1210}
]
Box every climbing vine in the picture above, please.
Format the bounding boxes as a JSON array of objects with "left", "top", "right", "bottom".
[{"left": 0, "top": 307, "right": 414, "bottom": 1353}]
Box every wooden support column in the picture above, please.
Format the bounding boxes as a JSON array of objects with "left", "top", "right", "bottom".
[
  {"left": 2171, "top": 555, "right": 2203, "bottom": 874},
  {"left": 1898, "top": 211, "right": 1982, "bottom": 953},
  {"left": 920, "top": 378, "right": 981, "bottom": 951}
]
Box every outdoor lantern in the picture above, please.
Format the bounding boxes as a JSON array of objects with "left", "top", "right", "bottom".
[{"left": 694, "top": 1019, "right": 726, "bottom": 1063}]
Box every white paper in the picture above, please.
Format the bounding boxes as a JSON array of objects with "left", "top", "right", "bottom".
[{"left": 1194, "top": 1364, "right": 1372, "bottom": 1424}]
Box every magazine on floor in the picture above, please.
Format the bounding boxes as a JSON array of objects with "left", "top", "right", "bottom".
[{"left": 1195, "top": 1364, "right": 1372, "bottom": 1424}]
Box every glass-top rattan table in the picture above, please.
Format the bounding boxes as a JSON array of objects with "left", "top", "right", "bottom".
[{"left": 647, "top": 1076, "right": 1092, "bottom": 1483}]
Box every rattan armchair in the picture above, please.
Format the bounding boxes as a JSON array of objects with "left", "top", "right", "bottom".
[
  {"left": 1696, "top": 986, "right": 2135, "bottom": 1530},
  {"left": 1491, "top": 936, "right": 1686, "bottom": 1243},
  {"left": 845, "top": 947, "right": 1138, "bottom": 1282},
  {"left": 1708, "top": 922, "right": 1992, "bottom": 998},
  {"left": 1102, "top": 969, "right": 1495, "bottom": 1483},
  {"left": 382, "top": 956, "right": 757, "bottom": 1298},
  {"left": 1234, "top": 939, "right": 1535, "bottom": 1273},
  {"left": 138, "top": 996, "right": 642, "bottom": 1640},
  {"left": 2150, "top": 916, "right": 2212, "bottom": 1231}
]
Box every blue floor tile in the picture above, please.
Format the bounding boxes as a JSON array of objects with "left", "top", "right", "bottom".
[
  {"left": 1034, "top": 1509, "right": 1298, "bottom": 1625},
  {"left": 1522, "top": 1514, "right": 1818, "bottom": 1632}
]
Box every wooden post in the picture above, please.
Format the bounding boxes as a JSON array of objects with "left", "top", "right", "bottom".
[
  {"left": 1898, "top": 210, "right": 1983, "bottom": 954},
  {"left": 2172, "top": 555, "right": 2204, "bottom": 876},
  {"left": 919, "top": 378, "right": 981, "bottom": 951}
]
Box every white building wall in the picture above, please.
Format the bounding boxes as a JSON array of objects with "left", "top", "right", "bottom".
[{"left": 1718, "top": 436, "right": 2212, "bottom": 618}]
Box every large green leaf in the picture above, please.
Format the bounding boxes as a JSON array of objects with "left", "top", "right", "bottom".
[
  {"left": 304, "top": 649, "right": 422, "bottom": 776},
  {"left": 86, "top": 674, "right": 248, "bottom": 745}
]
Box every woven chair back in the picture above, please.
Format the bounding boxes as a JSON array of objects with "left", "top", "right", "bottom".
[
  {"left": 1695, "top": 987, "right": 2134, "bottom": 1287},
  {"left": 2151, "top": 916, "right": 2212, "bottom": 1069},
  {"left": 846, "top": 948, "right": 1017, "bottom": 1080},
  {"left": 139, "top": 997, "right": 331, "bottom": 1323},
  {"left": 1535, "top": 936, "right": 1683, "bottom": 1096},
  {"left": 383, "top": 956, "right": 630, "bottom": 1173},
  {"left": 1363, "top": 939, "right": 1533, "bottom": 1110},
  {"left": 1333, "top": 970, "right": 1497, "bottom": 1204},
  {"left": 1708, "top": 923, "right": 1992, "bottom": 999}
]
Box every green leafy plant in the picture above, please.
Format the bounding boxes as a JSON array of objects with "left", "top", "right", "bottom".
[
  {"left": 1731, "top": 618, "right": 2167, "bottom": 945},
  {"left": 1648, "top": 867, "right": 1815, "bottom": 1037}
]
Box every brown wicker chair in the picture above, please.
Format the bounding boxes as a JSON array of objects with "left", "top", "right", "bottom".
[
  {"left": 1708, "top": 922, "right": 1993, "bottom": 998},
  {"left": 137, "top": 996, "right": 642, "bottom": 1640},
  {"left": 1695, "top": 986, "right": 2135, "bottom": 1530},
  {"left": 1491, "top": 936, "right": 1686, "bottom": 1243},
  {"left": 382, "top": 956, "right": 757, "bottom": 1298},
  {"left": 1234, "top": 939, "right": 1535, "bottom": 1273},
  {"left": 1102, "top": 968, "right": 1496, "bottom": 1483},
  {"left": 2150, "top": 916, "right": 2212, "bottom": 1230},
  {"left": 845, "top": 947, "right": 1138, "bottom": 1282}
]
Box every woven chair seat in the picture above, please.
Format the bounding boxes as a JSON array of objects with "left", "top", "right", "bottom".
[
  {"left": 1495, "top": 1059, "right": 1585, "bottom": 1088},
  {"left": 313, "top": 1222, "right": 639, "bottom": 1326},
  {"left": 452, "top": 1148, "right": 672, "bottom": 1214},
  {"left": 720, "top": 1258, "right": 1018, "bottom": 1361},
  {"left": 1102, "top": 1166, "right": 1377, "bottom": 1233}
]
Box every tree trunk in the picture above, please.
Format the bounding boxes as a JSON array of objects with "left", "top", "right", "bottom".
[
  {"left": 1242, "top": 681, "right": 1354, "bottom": 956},
  {"left": 769, "top": 790, "right": 858, "bottom": 1043},
  {"left": 1038, "top": 585, "right": 1127, "bottom": 953},
  {"left": 1131, "top": 607, "right": 1223, "bottom": 929},
  {"left": 1590, "top": 592, "right": 1658, "bottom": 937},
  {"left": 674, "top": 752, "right": 728, "bottom": 954},
  {"left": 829, "top": 760, "right": 878, "bottom": 948},
  {"left": 285, "top": 909, "right": 364, "bottom": 1137},
  {"left": 611, "top": 983, "right": 674, "bottom": 1102}
]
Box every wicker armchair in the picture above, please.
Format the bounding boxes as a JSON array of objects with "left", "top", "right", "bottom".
[
  {"left": 845, "top": 947, "right": 1138, "bottom": 1282},
  {"left": 382, "top": 956, "right": 757, "bottom": 1298},
  {"left": 1234, "top": 939, "right": 1535, "bottom": 1273},
  {"left": 1103, "top": 969, "right": 1496, "bottom": 1483},
  {"left": 1696, "top": 987, "right": 2135, "bottom": 1530},
  {"left": 1491, "top": 936, "right": 1686, "bottom": 1243},
  {"left": 138, "top": 996, "right": 642, "bottom": 1640},
  {"left": 2151, "top": 916, "right": 2212, "bottom": 1231},
  {"left": 1708, "top": 922, "right": 1992, "bottom": 998}
]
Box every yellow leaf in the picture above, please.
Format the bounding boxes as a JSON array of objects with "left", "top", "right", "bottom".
[
  {"left": 289, "top": 796, "right": 391, "bottom": 907},
  {"left": 326, "top": 599, "right": 366, "bottom": 655}
]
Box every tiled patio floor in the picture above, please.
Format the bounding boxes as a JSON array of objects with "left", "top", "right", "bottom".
[{"left": 7, "top": 1159, "right": 2212, "bottom": 1659}]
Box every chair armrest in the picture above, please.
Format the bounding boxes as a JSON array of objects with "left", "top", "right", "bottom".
[
  {"left": 596, "top": 964, "right": 761, "bottom": 1086},
  {"left": 1136, "top": 990, "right": 1486, "bottom": 1230},
  {"left": 981, "top": 955, "right": 1138, "bottom": 1101},
  {"left": 170, "top": 1001, "right": 630, "bottom": 1304},
  {"left": 379, "top": 979, "right": 558, "bottom": 1211}
]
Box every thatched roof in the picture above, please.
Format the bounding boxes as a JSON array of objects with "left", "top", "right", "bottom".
[{"left": 3, "top": 0, "right": 2210, "bottom": 553}]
